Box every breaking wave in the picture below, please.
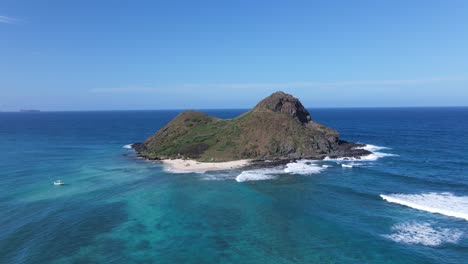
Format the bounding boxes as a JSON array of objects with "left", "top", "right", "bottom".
[
  {"left": 356, "top": 144, "right": 398, "bottom": 161},
  {"left": 358, "top": 144, "right": 388, "bottom": 152},
  {"left": 383, "top": 221, "right": 463, "bottom": 246},
  {"left": 123, "top": 144, "right": 133, "bottom": 149},
  {"left": 235, "top": 168, "right": 281, "bottom": 182},
  {"left": 324, "top": 144, "right": 397, "bottom": 162},
  {"left": 284, "top": 160, "right": 325, "bottom": 174},
  {"left": 236, "top": 160, "right": 325, "bottom": 182},
  {"left": 380, "top": 192, "right": 468, "bottom": 221}
]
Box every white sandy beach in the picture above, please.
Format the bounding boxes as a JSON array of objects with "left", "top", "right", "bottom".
[{"left": 161, "top": 159, "right": 251, "bottom": 173}]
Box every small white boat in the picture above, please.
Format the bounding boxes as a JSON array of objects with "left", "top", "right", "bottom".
[{"left": 53, "top": 180, "right": 65, "bottom": 186}]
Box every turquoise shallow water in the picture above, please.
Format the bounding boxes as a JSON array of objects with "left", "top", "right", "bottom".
[{"left": 1, "top": 108, "right": 467, "bottom": 263}]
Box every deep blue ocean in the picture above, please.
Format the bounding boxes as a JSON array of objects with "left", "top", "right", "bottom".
[{"left": 1, "top": 108, "right": 467, "bottom": 263}]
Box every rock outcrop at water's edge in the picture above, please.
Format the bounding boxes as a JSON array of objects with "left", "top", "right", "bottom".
[{"left": 132, "top": 91, "right": 371, "bottom": 164}]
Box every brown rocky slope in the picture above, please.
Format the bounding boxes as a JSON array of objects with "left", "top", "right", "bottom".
[{"left": 133, "top": 91, "right": 370, "bottom": 161}]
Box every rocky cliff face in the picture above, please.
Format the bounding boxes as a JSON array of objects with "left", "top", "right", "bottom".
[
  {"left": 134, "top": 91, "right": 370, "bottom": 161},
  {"left": 252, "top": 91, "right": 311, "bottom": 124}
]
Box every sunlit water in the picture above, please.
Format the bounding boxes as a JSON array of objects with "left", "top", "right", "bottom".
[{"left": 1, "top": 108, "right": 467, "bottom": 263}]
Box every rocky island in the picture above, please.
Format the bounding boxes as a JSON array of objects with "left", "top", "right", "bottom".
[{"left": 133, "top": 91, "right": 371, "bottom": 171}]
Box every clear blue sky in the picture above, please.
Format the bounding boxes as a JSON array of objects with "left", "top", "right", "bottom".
[{"left": 1, "top": 0, "right": 467, "bottom": 111}]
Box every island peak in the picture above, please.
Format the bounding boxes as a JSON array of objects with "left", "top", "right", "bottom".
[
  {"left": 134, "top": 92, "right": 370, "bottom": 162},
  {"left": 253, "top": 91, "right": 311, "bottom": 124}
]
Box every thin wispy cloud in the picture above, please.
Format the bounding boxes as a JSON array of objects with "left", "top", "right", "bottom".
[
  {"left": 90, "top": 77, "right": 467, "bottom": 94},
  {"left": 0, "top": 15, "right": 19, "bottom": 24}
]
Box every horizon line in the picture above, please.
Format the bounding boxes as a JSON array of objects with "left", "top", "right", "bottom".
[{"left": 2, "top": 105, "right": 468, "bottom": 113}]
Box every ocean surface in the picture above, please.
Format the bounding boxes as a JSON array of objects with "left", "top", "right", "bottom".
[{"left": 1, "top": 107, "right": 467, "bottom": 264}]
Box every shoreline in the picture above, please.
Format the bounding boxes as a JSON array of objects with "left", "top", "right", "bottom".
[
  {"left": 129, "top": 143, "right": 382, "bottom": 172},
  {"left": 161, "top": 159, "right": 252, "bottom": 173}
]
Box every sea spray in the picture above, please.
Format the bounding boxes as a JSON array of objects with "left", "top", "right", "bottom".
[{"left": 383, "top": 222, "right": 463, "bottom": 246}]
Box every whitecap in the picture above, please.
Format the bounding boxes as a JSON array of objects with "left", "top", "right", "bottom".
[
  {"left": 236, "top": 160, "right": 326, "bottom": 182},
  {"left": 355, "top": 144, "right": 398, "bottom": 161},
  {"left": 324, "top": 144, "right": 397, "bottom": 162},
  {"left": 357, "top": 144, "right": 389, "bottom": 152},
  {"left": 284, "top": 160, "right": 325, "bottom": 174},
  {"left": 357, "top": 152, "right": 398, "bottom": 161},
  {"left": 383, "top": 222, "right": 463, "bottom": 246},
  {"left": 235, "top": 169, "right": 281, "bottom": 182},
  {"left": 341, "top": 164, "right": 353, "bottom": 168},
  {"left": 380, "top": 192, "right": 468, "bottom": 221},
  {"left": 123, "top": 144, "right": 133, "bottom": 149}
]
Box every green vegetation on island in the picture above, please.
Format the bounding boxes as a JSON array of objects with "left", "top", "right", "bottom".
[{"left": 134, "top": 91, "right": 370, "bottom": 162}]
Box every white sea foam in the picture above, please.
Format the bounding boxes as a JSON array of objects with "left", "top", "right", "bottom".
[
  {"left": 341, "top": 164, "right": 353, "bottom": 168},
  {"left": 380, "top": 192, "right": 468, "bottom": 221},
  {"left": 236, "top": 160, "right": 326, "bottom": 182},
  {"left": 123, "top": 144, "right": 133, "bottom": 149},
  {"left": 235, "top": 169, "right": 281, "bottom": 182},
  {"left": 284, "top": 160, "right": 325, "bottom": 174},
  {"left": 383, "top": 222, "right": 463, "bottom": 246},
  {"left": 324, "top": 144, "right": 397, "bottom": 162},
  {"left": 355, "top": 144, "right": 398, "bottom": 161},
  {"left": 357, "top": 144, "right": 389, "bottom": 152},
  {"left": 324, "top": 152, "right": 396, "bottom": 162},
  {"left": 359, "top": 152, "right": 397, "bottom": 161}
]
